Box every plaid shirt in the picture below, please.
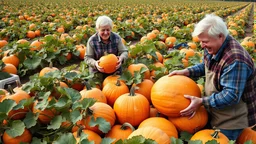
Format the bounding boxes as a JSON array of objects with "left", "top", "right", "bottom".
[
  {"left": 85, "top": 32, "right": 128, "bottom": 71},
  {"left": 188, "top": 35, "right": 256, "bottom": 126}
]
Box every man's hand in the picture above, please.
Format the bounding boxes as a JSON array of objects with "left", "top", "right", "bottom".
[
  {"left": 116, "top": 56, "right": 122, "bottom": 70},
  {"left": 168, "top": 69, "right": 190, "bottom": 77},
  {"left": 95, "top": 60, "right": 105, "bottom": 73},
  {"left": 180, "top": 95, "right": 203, "bottom": 119}
]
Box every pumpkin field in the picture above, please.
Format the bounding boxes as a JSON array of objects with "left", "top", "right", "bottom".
[{"left": 0, "top": 0, "right": 256, "bottom": 143}]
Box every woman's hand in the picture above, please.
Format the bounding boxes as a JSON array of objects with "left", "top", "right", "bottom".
[{"left": 95, "top": 60, "right": 105, "bottom": 73}]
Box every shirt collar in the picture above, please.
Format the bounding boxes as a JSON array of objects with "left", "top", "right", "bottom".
[{"left": 212, "top": 35, "right": 230, "bottom": 61}]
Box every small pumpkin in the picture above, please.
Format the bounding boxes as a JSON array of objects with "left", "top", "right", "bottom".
[
  {"left": 151, "top": 75, "right": 201, "bottom": 117},
  {"left": 102, "top": 74, "right": 124, "bottom": 88},
  {"left": 190, "top": 129, "right": 229, "bottom": 143},
  {"left": 3, "top": 128, "right": 32, "bottom": 144},
  {"left": 39, "top": 62, "right": 58, "bottom": 77},
  {"left": 134, "top": 79, "right": 154, "bottom": 103},
  {"left": 105, "top": 122, "right": 135, "bottom": 143},
  {"left": 2, "top": 54, "right": 20, "bottom": 68},
  {"left": 127, "top": 63, "right": 150, "bottom": 79},
  {"left": 99, "top": 53, "right": 118, "bottom": 74},
  {"left": 236, "top": 124, "right": 256, "bottom": 144},
  {"left": 113, "top": 86, "right": 150, "bottom": 127},
  {"left": 128, "top": 126, "right": 170, "bottom": 144}
]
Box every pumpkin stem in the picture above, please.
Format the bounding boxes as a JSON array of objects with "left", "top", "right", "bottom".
[
  {"left": 15, "top": 80, "right": 22, "bottom": 88},
  {"left": 83, "top": 81, "right": 92, "bottom": 90},
  {"left": 77, "top": 125, "right": 85, "bottom": 138},
  {"left": 49, "top": 61, "right": 53, "bottom": 68},
  {"left": 86, "top": 107, "right": 93, "bottom": 116},
  {"left": 103, "top": 51, "right": 109, "bottom": 56},
  {"left": 211, "top": 129, "right": 220, "bottom": 139},
  {"left": 129, "top": 86, "right": 139, "bottom": 96},
  {"left": 120, "top": 122, "right": 135, "bottom": 131},
  {"left": 7, "top": 85, "right": 15, "bottom": 95},
  {"left": 252, "top": 124, "right": 256, "bottom": 131},
  {"left": 115, "top": 80, "right": 121, "bottom": 86}
]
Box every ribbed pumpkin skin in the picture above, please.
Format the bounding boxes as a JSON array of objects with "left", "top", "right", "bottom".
[
  {"left": 102, "top": 75, "right": 122, "bottom": 88},
  {"left": 80, "top": 88, "right": 107, "bottom": 103},
  {"left": 151, "top": 75, "right": 201, "bottom": 117},
  {"left": 139, "top": 117, "right": 178, "bottom": 138},
  {"left": 114, "top": 92, "right": 150, "bottom": 127},
  {"left": 73, "top": 129, "right": 102, "bottom": 144},
  {"left": 105, "top": 124, "right": 133, "bottom": 143},
  {"left": 168, "top": 106, "right": 208, "bottom": 134},
  {"left": 99, "top": 54, "right": 118, "bottom": 74},
  {"left": 127, "top": 63, "right": 150, "bottom": 79},
  {"left": 236, "top": 125, "right": 256, "bottom": 144},
  {"left": 3, "top": 129, "right": 32, "bottom": 144},
  {"left": 102, "top": 80, "right": 129, "bottom": 107},
  {"left": 190, "top": 129, "right": 229, "bottom": 143},
  {"left": 84, "top": 102, "right": 116, "bottom": 134},
  {"left": 128, "top": 126, "right": 170, "bottom": 144},
  {"left": 134, "top": 79, "right": 154, "bottom": 103}
]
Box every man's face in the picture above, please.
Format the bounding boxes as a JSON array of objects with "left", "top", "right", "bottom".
[
  {"left": 198, "top": 32, "right": 225, "bottom": 55},
  {"left": 98, "top": 25, "right": 111, "bottom": 41}
]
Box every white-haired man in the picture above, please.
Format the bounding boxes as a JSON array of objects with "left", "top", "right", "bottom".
[{"left": 169, "top": 13, "right": 256, "bottom": 140}]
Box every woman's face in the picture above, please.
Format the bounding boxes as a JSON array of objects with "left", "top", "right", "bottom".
[
  {"left": 98, "top": 25, "right": 111, "bottom": 41},
  {"left": 198, "top": 32, "right": 225, "bottom": 55}
]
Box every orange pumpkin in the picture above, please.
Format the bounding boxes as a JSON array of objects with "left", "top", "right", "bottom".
[
  {"left": 168, "top": 106, "right": 208, "bottom": 134},
  {"left": 32, "top": 97, "right": 59, "bottom": 124},
  {"left": 102, "top": 80, "right": 129, "bottom": 107},
  {"left": 236, "top": 124, "right": 256, "bottom": 144},
  {"left": 2, "top": 88, "right": 31, "bottom": 120},
  {"left": 99, "top": 53, "right": 118, "bottom": 74},
  {"left": 134, "top": 79, "right": 154, "bottom": 103},
  {"left": 0, "top": 88, "right": 8, "bottom": 101},
  {"left": 102, "top": 74, "right": 123, "bottom": 88},
  {"left": 39, "top": 63, "right": 58, "bottom": 77},
  {"left": 127, "top": 63, "right": 150, "bottom": 79},
  {"left": 128, "top": 126, "right": 170, "bottom": 144},
  {"left": 73, "top": 129, "right": 102, "bottom": 144},
  {"left": 0, "top": 40, "right": 8, "bottom": 48},
  {"left": 138, "top": 117, "right": 178, "bottom": 138},
  {"left": 1, "top": 63, "right": 17, "bottom": 74},
  {"left": 151, "top": 75, "right": 201, "bottom": 117},
  {"left": 3, "top": 128, "right": 32, "bottom": 144},
  {"left": 29, "top": 40, "right": 43, "bottom": 51},
  {"left": 190, "top": 129, "right": 229, "bottom": 143},
  {"left": 105, "top": 122, "right": 134, "bottom": 143},
  {"left": 84, "top": 102, "right": 116, "bottom": 135},
  {"left": 114, "top": 87, "right": 150, "bottom": 127},
  {"left": 80, "top": 82, "right": 107, "bottom": 103},
  {"left": 2, "top": 55, "right": 20, "bottom": 68}
]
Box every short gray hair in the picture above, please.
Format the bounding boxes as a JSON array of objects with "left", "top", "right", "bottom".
[
  {"left": 95, "top": 15, "right": 113, "bottom": 30},
  {"left": 192, "top": 13, "right": 229, "bottom": 38}
]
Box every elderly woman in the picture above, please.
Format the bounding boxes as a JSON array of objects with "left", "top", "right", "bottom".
[{"left": 84, "top": 15, "right": 128, "bottom": 81}]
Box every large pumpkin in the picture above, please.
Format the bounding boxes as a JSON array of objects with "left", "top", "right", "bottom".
[
  {"left": 236, "top": 124, "right": 256, "bottom": 144},
  {"left": 168, "top": 106, "right": 208, "bottom": 134},
  {"left": 113, "top": 87, "right": 150, "bottom": 127},
  {"left": 128, "top": 126, "right": 170, "bottom": 144},
  {"left": 151, "top": 75, "right": 201, "bottom": 117},
  {"left": 99, "top": 53, "right": 118, "bottom": 74},
  {"left": 138, "top": 117, "right": 178, "bottom": 138},
  {"left": 3, "top": 128, "right": 32, "bottom": 144},
  {"left": 105, "top": 122, "right": 134, "bottom": 143},
  {"left": 190, "top": 129, "right": 229, "bottom": 143}
]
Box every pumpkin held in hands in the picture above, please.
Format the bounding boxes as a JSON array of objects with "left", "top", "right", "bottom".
[{"left": 99, "top": 54, "right": 118, "bottom": 74}]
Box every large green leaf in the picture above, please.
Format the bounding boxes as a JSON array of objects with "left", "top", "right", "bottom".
[
  {"left": 23, "top": 111, "right": 39, "bottom": 128},
  {"left": 52, "top": 133, "right": 76, "bottom": 144},
  {"left": 89, "top": 117, "right": 111, "bottom": 134},
  {"left": 23, "top": 57, "right": 42, "bottom": 70},
  {"left": 6, "top": 120, "right": 25, "bottom": 137},
  {"left": 47, "top": 115, "right": 62, "bottom": 130}
]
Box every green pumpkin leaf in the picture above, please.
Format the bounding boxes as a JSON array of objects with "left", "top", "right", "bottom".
[
  {"left": 60, "top": 87, "right": 81, "bottom": 103},
  {"left": 89, "top": 117, "right": 111, "bottom": 133},
  {"left": 101, "top": 137, "right": 115, "bottom": 144},
  {"left": 6, "top": 120, "right": 25, "bottom": 137},
  {"left": 171, "top": 137, "right": 184, "bottom": 144},
  {"left": 23, "top": 57, "right": 41, "bottom": 70},
  {"left": 70, "top": 110, "right": 82, "bottom": 124},
  {"left": 180, "top": 131, "right": 193, "bottom": 142},
  {"left": 54, "top": 96, "right": 72, "bottom": 110},
  {"left": 0, "top": 99, "right": 17, "bottom": 114},
  {"left": 23, "top": 111, "right": 39, "bottom": 128},
  {"left": 47, "top": 115, "right": 62, "bottom": 130},
  {"left": 31, "top": 137, "right": 47, "bottom": 144},
  {"left": 52, "top": 133, "right": 76, "bottom": 144}
]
